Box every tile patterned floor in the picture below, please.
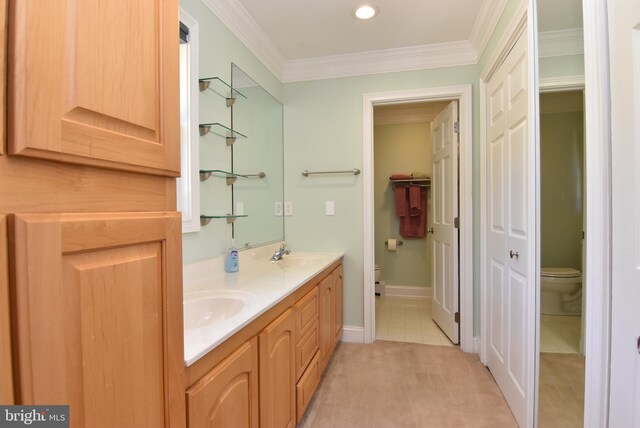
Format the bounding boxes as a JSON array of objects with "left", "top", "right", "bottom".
[
  {"left": 538, "top": 352, "right": 585, "bottom": 427},
  {"left": 540, "top": 314, "right": 582, "bottom": 353},
  {"left": 375, "top": 296, "right": 454, "bottom": 346}
]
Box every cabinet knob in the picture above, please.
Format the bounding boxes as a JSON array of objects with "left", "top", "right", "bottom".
[
  {"left": 509, "top": 250, "right": 519, "bottom": 259},
  {"left": 427, "top": 227, "right": 434, "bottom": 234}
]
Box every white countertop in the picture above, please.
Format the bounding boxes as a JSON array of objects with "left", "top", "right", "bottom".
[{"left": 183, "top": 243, "right": 343, "bottom": 366}]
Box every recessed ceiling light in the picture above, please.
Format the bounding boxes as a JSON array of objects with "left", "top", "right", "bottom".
[{"left": 354, "top": 5, "right": 377, "bottom": 20}]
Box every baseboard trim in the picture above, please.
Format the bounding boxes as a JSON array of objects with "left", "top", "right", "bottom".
[
  {"left": 473, "top": 336, "right": 480, "bottom": 354},
  {"left": 384, "top": 285, "right": 432, "bottom": 298},
  {"left": 341, "top": 325, "right": 365, "bottom": 343}
]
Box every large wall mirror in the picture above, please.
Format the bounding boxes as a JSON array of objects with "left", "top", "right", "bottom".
[{"left": 231, "top": 63, "right": 284, "bottom": 249}]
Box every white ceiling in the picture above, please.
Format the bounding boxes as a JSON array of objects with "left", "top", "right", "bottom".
[
  {"left": 237, "top": 0, "right": 484, "bottom": 60},
  {"left": 204, "top": 0, "right": 585, "bottom": 82}
]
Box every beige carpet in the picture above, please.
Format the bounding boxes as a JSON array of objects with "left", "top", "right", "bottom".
[
  {"left": 299, "top": 341, "right": 517, "bottom": 428},
  {"left": 538, "top": 352, "right": 585, "bottom": 428}
]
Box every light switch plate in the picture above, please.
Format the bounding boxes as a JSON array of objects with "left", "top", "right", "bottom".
[
  {"left": 284, "top": 202, "right": 293, "bottom": 216},
  {"left": 325, "top": 200, "right": 335, "bottom": 216},
  {"left": 274, "top": 202, "right": 283, "bottom": 216}
]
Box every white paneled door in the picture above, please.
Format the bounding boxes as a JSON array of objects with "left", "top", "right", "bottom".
[
  {"left": 431, "top": 101, "right": 459, "bottom": 344},
  {"left": 608, "top": 0, "right": 640, "bottom": 425},
  {"left": 485, "top": 30, "right": 534, "bottom": 427}
]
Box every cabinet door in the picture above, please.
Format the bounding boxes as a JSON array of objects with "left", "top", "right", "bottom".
[
  {"left": 0, "top": 215, "right": 13, "bottom": 404},
  {"left": 333, "top": 264, "right": 344, "bottom": 342},
  {"left": 187, "top": 338, "right": 259, "bottom": 428},
  {"left": 259, "top": 309, "right": 296, "bottom": 428},
  {"left": 8, "top": 0, "right": 179, "bottom": 176},
  {"left": 11, "top": 212, "right": 185, "bottom": 427},
  {"left": 318, "top": 274, "right": 335, "bottom": 373}
]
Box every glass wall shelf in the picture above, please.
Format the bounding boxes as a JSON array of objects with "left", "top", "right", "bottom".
[
  {"left": 199, "top": 169, "right": 248, "bottom": 185},
  {"left": 199, "top": 77, "right": 247, "bottom": 107},
  {"left": 199, "top": 122, "right": 247, "bottom": 145},
  {"left": 200, "top": 214, "right": 249, "bottom": 226}
]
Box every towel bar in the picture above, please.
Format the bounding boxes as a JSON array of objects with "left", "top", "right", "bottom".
[{"left": 302, "top": 168, "right": 361, "bottom": 177}]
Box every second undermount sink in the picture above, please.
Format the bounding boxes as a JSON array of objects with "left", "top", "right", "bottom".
[
  {"left": 272, "top": 252, "right": 328, "bottom": 267},
  {"left": 184, "top": 290, "right": 254, "bottom": 330}
]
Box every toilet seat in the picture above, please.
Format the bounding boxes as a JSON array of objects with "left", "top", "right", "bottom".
[{"left": 541, "top": 267, "right": 581, "bottom": 279}]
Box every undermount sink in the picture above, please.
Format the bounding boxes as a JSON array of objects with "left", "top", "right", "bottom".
[
  {"left": 272, "top": 253, "right": 328, "bottom": 267},
  {"left": 184, "top": 290, "right": 253, "bottom": 330}
]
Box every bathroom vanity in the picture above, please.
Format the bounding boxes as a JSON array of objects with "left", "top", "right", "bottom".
[{"left": 182, "top": 246, "right": 343, "bottom": 427}]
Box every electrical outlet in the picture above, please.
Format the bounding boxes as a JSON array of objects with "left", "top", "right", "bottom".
[
  {"left": 274, "top": 202, "right": 283, "bottom": 216},
  {"left": 284, "top": 202, "right": 293, "bottom": 216},
  {"left": 325, "top": 200, "right": 335, "bottom": 216}
]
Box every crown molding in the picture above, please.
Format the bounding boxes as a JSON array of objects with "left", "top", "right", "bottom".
[
  {"left": 203, "top": 0, "right": 514, "bottom": 83},
  {"left": 282, "top": 41, "right": 477, "bottom": 83},
  {"left": 201, "top": 0, "right": 286, "bottom": 80},
  {"left": 539, "top": 28, "right": 584, "bottom": 58},
  {"left": 539, "top": 75, "right": 585, "bottom": 92},
  {"left": 469, "top": 0, "right": 510, "bottom": 58}
]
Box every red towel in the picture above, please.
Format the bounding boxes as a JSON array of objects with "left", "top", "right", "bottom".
[
  {"left": 400, "top": 187, "right": 427, "bottom": 238},
  {"left": 409, "top": 185, "right": 422, "bottom": 216},
  {"left": 394, "top": 185, "right": 408, "bottom": 217},
  {"left": 389, "top": 173, "right": 412, "bottom": 180}
]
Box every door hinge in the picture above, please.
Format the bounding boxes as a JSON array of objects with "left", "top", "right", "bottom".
[
  {"left": 454, "top": 217, "right": 460, "bottom": 229},
  {"left": 454, "top": 312, "right": 460, "bottom": 323},
  {"left": 453, "top": 122, "right": 459, "bottom": 134}
]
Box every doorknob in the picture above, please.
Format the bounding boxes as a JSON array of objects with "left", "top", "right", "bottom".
[
  {"left": 509, "top": 250, "right": 519, "bottom": 259},
  {"left": 427, "top": 227, "right": 434, "bottom": 234},
  {"left": 637, "top": 336, "right": 640, "bottom": 355}
]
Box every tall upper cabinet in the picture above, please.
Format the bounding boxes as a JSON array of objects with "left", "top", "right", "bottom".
[
  {"left": 1, "top": 1, "right": 186, "bottom": 426},
  {"left": 7, "top": 0, "right": 180, "bottom": 176}
]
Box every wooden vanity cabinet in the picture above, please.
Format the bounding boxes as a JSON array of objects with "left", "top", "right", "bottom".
[
  {"left": 334, "top": 264, "right": 344, "bottom": 342},
  {"left": 185, "top": 262, "right": 343, "bottom": 428},
  {"left": 186, "top": 338, "right": 259, "bottom": 428},
  {"left": 259, "top": 309, "right": 296, "bottom": 428},
  {"left": 318, "top": 273, "right": 336, "bottom": 373},
  {"left": 294, "top": 287, "right": 319, "bottom": 380}
]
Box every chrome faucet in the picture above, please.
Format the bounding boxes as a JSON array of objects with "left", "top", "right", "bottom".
[{"left": 270, "top": 244, "right": 291, "bottom": 261}]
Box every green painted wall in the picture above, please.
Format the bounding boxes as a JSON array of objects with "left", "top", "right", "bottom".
[
  {"left": 540, "top": 54, "right": 584, "bottom": 80},
  {"left": 282, "top": 66, "right": 478, "bottom": 327},
  {"left": 374, "top": 123, "right": 432, "bottom": 288},
  {"left": 540, "top": 109, "right": 584, "bottom": 270}
]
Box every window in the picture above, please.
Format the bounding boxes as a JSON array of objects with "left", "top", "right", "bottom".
[{"left": 177, "top": 12, "right": 200, "bottom": 233}]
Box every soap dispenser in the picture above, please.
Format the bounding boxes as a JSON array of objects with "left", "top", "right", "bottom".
[{"left": 225, "top": 240, "right": 239, "bottom": 273}]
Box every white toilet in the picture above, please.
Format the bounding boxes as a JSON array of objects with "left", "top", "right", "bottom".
[
  {"left": 540, "top": 267, "right": 582, "bottom": 315},
  {"left": 374, "top": 264, "right": 385, "bottom": 296}
]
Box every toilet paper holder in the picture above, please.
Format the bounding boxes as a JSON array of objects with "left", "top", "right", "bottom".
[{"left": 385, "top": 239, "right": 404, "bottom": 246}]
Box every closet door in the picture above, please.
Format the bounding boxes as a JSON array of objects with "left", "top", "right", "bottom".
[
  {"left": 7, "top": 0, "right": 180, "bottom": 176},
  {"left": 485, "top": 30, "right": 535, "bottom": 427}
]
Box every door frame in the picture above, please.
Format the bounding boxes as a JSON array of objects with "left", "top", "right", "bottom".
[
  {"left": 580, "top": 0, "right": 612, "bottom": 425},
  {"left": 362, "top": 85, "right": 474, "bottom": 352}
]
